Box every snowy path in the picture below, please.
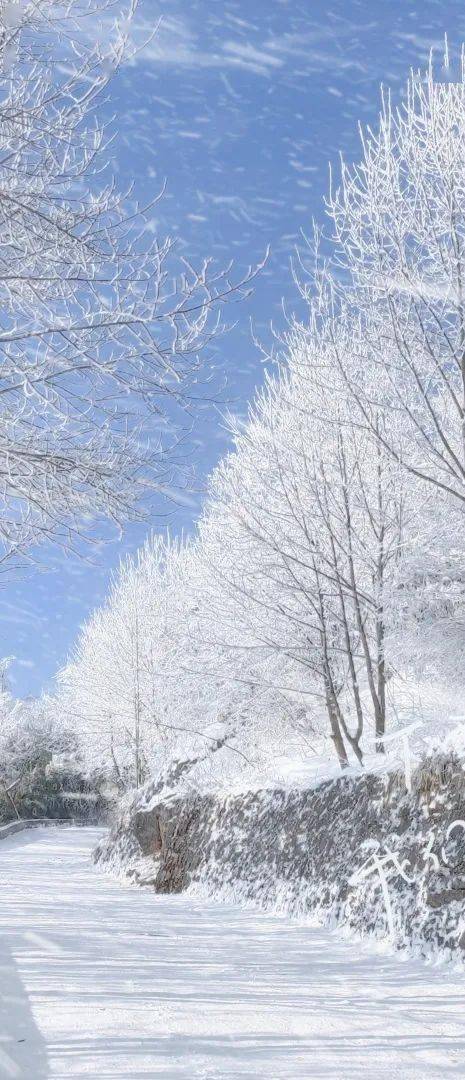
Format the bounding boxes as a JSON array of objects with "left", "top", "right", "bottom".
[{"left": 0, "top": 828, "right": 464, "bottom": 1079}]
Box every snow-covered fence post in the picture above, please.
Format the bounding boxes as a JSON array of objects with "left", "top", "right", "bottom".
[{"left": 380, "top": 721, "right": 423, "bottom": 792}]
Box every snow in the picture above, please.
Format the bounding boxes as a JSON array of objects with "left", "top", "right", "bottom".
[{"left": 0, "top": 827, "right": 464, "bottom": 1077}]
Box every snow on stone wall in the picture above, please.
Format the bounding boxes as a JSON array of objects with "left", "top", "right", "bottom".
[{"left": 94, "top": 755, "right": 465, "bottom": 960}]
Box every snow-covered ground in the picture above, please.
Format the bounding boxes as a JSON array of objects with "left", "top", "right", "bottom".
[{"left": 0, "top": 827, "right": 464, "bottom": 1079}]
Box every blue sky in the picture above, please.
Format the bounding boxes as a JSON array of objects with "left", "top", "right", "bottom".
[{"left": 4, "top": 0, "right": 463, "bottom": 697}]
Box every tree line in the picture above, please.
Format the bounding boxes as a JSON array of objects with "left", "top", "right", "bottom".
[{"left": 58, "top": 50, "right": 465, "bottom": 788}]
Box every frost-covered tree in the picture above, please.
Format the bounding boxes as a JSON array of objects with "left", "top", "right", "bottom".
[
  {"left": 0, "top": 0, "right": 257, "bottom": 566},
  {"left": 201, "top": 335, "right": 406, "bottom": 767},
  {"left": 59, "top": 527, "right": 308, "bottom": 790},
  {"left": 328, "top": 51, "right": 465, "bottom": 508},
  {"left": 59, "top": 537, "right": 167, "bottom": 787},
  {"left": 320, "top": 48, "right": 465, "bottom": 694}
]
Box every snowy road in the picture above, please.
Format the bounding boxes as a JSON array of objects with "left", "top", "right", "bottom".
[{"left": 0, "top": 827, "right": 463, "bottom": 1079}]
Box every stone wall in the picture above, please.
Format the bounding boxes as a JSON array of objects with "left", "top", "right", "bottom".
[{"left": 95, "top": 755, "right": 465, "bottom": 958}]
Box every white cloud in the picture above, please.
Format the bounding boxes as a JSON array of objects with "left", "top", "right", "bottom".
[
  {"left": 126, "top": 12, "right": 376, "bottom": 82},
  {"left": 129, "top": 14, "right": 285, "bottom": 78}
]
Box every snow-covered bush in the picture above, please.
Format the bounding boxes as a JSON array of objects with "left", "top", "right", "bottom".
[{"left": 0, "top": 695, "right": 111, "bottom": 822}]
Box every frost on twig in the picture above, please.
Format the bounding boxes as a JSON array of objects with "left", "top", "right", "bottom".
[{"left": 0, "top": 0, "right": 261, "bottom": 568}]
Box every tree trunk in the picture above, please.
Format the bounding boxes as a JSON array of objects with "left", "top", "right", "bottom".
[{"left": 325, "top": 688, "right": 349, "bottom": 769}]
